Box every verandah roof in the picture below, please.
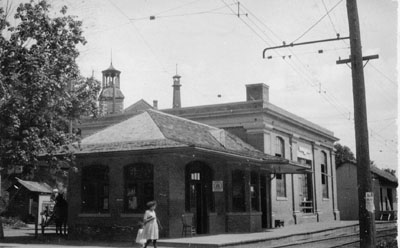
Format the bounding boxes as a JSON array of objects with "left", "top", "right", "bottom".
[{"left": 74, "top": 109, "right": 307, "bottom": 173}]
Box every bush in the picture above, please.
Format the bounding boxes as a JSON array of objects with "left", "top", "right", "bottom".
[
  {"left": 1, "top": 216, "right": 27, "bottom": 229},
  {"left": 376, "top": 239, "right": 398, "bottom": 248}
]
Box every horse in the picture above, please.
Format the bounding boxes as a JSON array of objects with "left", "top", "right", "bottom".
[{"left": 53, "top": 193, "right": 68, "bottom": 235}]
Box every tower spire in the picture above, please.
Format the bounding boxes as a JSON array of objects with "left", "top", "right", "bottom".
[
  {"left": 172, "top": 66, "right": 182, "bottom": 108},
  {"left": 110, "top": 49, "right": 113, "bottom": 65}
]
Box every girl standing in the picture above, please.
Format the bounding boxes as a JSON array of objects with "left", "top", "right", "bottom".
[{"left": 142, "top": 201, "right": 161, "bottom": 248}]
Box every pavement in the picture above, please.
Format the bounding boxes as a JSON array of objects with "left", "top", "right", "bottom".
[{"left": 0, "top": 221, "right": 361, "bottom": 248}]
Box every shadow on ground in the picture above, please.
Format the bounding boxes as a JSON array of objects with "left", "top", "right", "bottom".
[{"left": 1, "top": 233, "right": 138, "bottom": 247}]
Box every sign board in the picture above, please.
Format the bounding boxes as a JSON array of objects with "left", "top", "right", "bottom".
[
  {"left": 365, "top": 192, "right": 375, "bottom": 213},
  {"left": 38, "top": 195, "right": 53, "bottom": 225},
  {"left": 212, "top": 181, "right": 223, "bottom": 192}
]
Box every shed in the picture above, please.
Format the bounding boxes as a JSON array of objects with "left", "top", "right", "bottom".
[
  {"left": 6, "top": 178, "right": 53, "bottom": 223},
  {"left": 336, "top": 162, "right": 397, "bottom": 220}
]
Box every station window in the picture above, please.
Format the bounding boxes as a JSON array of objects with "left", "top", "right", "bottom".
[
  {"left": 276, "top": 173, "right": 287, "bottom": 198},
  {"left": 81, "top": 164, "right": 109, "bottom": 213},
  {"left": 251, "top": 172, "right": 260, "bottom": 211},
  {"left": 321, "top": 152, "right": 329, "bottom": 199},
  {"left": 275, "top": 137, "right": 285, "bottom": 158},
  {"left": 124, "top": 163, "right": 154, "bottom": 213},
  {"left": 232, "top": 170, "right": 245, "bottom": 212}
]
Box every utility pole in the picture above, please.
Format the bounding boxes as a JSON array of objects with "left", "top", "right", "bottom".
[
  {"left": 261, "top": 0, "right": 376, "bottom": 246},
  {"left": 344, "top": 0, "right": 376, "bottom": 247}
]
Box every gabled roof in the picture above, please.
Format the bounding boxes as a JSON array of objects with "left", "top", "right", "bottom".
[
  {"left": 10, "top": 178, "right": 53, "bottom": 194},
  {"left": 371, "top": 166, "right": 398, "bottom": 184},
  {"left": 124, "top": 99, "right": 153, "bottom": 113},
  {"left": 75, "top": 109, "right": 291, "bottom": 166},
  {"left": 338, "top": 162, "right": 398, "bottom": 184}
]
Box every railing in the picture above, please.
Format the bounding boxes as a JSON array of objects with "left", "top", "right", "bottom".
[{"left": 300, "top": 200, "right": 313, "bottom": 213}]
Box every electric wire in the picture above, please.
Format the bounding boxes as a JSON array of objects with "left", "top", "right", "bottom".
[
  {"left": 151, "top": 0, "right": 199, "bottom": 16},
  {"left": 291, "top": 0, "right": 344, "bottom": 43},
  {"left": 231, "top": 1, "right": 396, "bottom": 149},
  {"left": 84, "top": 1, "right": 395, "bottom": 156},
  {"left": 130, "top": 3, "right": 236, "bottom": 21},
  {"left": 226, "top": 1, "right": 352, "bottom": 120},
  {"left": 321, "top": 0, "right": 338, "bottom": 35},
  {"left": 239, "top": 1, "right": 353, "bottom": 118},
  {"left": 106, "top": 0, "right": 171, "bottom": 75},
  {"left": 369, "top": 64, "right": 397, "bottom": 87},
  {"left": 153, "top": 4, "right": 236, "bottom": 19}
]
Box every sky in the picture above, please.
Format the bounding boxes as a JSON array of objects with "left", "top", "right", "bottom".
[{"left": 5, "top": 0, "right": 398, "bottom": 171}]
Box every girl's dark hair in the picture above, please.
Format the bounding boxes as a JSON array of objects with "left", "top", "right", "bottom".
[{"left": 146, "top": 200, "right": 157, "bottom": 208}]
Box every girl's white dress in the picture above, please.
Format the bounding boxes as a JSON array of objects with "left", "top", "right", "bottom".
[
  {"left": 135, "top": 228, "right": 146, "bottom": 245},
  {"left": 142, "top": 210, "right": 159, "bottom": 240}
]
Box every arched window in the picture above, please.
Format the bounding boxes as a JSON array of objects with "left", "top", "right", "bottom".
[
  {"left": 275, "top": 137, "right": 285, "bottom": 158},
  {"left": 124, "top": 163, "right": 154, "bottom": 213},
  {"left": 321, "top": 151, "right": 329, "bottom": 198},
  {"left": 82, "top": 164, "right": 109, "bottom": 213}
]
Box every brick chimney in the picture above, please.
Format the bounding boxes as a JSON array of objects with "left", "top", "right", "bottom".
[
  {"left": 153, "top": 100, "right": 158, "bottom": 110},
  {"left": 172, "top": 74, "right": 181, "bottom": 108},
  {"left": 246, "top": 83, "right": 269, "bottom": 102}
]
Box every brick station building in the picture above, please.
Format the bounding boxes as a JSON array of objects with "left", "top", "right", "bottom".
[
  {"left": 70, "top": 63, "right": 340, "bottom": 239},
  {"left": 68, "top": 109, "right": 308, "bottom": 239}
]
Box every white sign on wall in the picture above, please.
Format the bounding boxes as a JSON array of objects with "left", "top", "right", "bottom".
[{"left": 212, "top": 181, "right": 223, "bottom": 192}]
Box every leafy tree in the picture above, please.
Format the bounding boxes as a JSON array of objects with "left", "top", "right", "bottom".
[
  {"left": 383, "top": 168, "right": 396, "bottom": 177},
  {"left": 0, "top": 0, "right": 100, "bottom": 176},
  {"left": 334, "top": 143, "right": 356, "bottom": 166}
]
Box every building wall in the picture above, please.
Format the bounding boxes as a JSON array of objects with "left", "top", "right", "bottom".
[
  {"left": 164, "top": 108, "right": 338, "bottom": 227},
  {"left": 75, "top": 83, "right": 339, "bottom": 231},
  {"left": 99, "top": 99, "right": 124, "bottom": 116},
  {"left": 337, "top": 162, "right": 397, "bottom": 220},
  {"left": 68, "top": 150, "right": 268, "bottom": 240}
]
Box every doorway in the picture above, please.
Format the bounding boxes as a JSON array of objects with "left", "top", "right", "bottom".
[{"left": 185, "top": 161, "right": 213, "bottom": 234}]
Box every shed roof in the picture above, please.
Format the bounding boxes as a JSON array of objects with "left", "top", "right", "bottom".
[
  {"left": 338, "top": 162, "right": 398, "bottom": 184},
  {"left": 371, "top": 166, "right": 398, "bottom": 184},
  {"left": 11, "top": 178, "right": 53, "bottom": 194}
]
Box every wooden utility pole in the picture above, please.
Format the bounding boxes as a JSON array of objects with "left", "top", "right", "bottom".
[{"left": 345, "top": 0, "right": 376, "bottom": 247}]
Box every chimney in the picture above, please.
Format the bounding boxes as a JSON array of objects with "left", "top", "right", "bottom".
[
  {"left": 153, "top": 100, "right": 158, "bottom": 110},
  {"left": 246, "top": 83, "right": 269, "bottom": 102},
  {"left": 172, "top": 74, "right": 181, "bottom": 108}
]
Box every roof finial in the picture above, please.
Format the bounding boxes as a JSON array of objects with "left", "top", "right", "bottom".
[
  {"left": 176, "top": 63, "right": 178, "bottom": 75},
  {"left": 110, "top": 48, "right": 113, "bottom": 66}
]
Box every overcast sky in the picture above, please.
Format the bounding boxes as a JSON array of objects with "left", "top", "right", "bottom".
[{"left": 9, "top": 0, "right": 398, "bottom": 170}]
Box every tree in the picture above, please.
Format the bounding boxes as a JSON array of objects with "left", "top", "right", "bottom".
[
  {"left": 0, "top": 0, "right": 99, "bottom": 177},
  {"left": 334, "top": 143, "right": 356, "bottom": 166},
  {"left": 383, "top": 168, "right": 396, "bottom": 177}
]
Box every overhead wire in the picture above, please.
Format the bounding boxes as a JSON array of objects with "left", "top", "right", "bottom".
[
  {"left": 101, "top": 0, "right": 395, "bottom": 152},
  {"left": 130, "top": 3, "right": 236, "bottom": 21},
  {"left": 106, "top": 0, "right": 171, "bottom": 75},
  {"left": 226, "top": 0, "right": 352, "bottom": 120},
  {"left": 153, "top": 4, "right": 236, "bottom": 19},
  {"left": 369, "top": 64, "right": 397, "bottom": 87},
  {"left": 291, "top": 0, "right": 344, "bottom": 43},
  {"left": 151, "top": 0, "right": 200, "bottom": 16},
  {"left": 104, "top": 0, "right": 240, "bottom": 105},
  {"left": 321, "top": 0, "right": 338, "bottom": 34},
  {"left": 232, "top": 1, "right": 397, "bottom": 149}
]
